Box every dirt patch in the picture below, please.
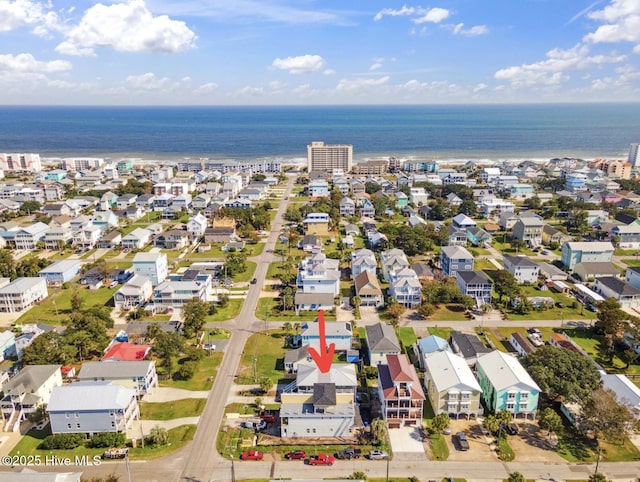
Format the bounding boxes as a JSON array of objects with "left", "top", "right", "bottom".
[
  {"left": 444, "top": 418, "right": 496, "bottom": 462},
  {"left": 507, "top": 421, "right": 565, "bottom": 462}
]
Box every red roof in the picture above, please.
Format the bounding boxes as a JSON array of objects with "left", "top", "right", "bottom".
[
  {"left": 103, "top": 342, "right": 151, "bottom": 361},
  {"left": 60, "top": 366, "right": 75, "bottom": 376}
]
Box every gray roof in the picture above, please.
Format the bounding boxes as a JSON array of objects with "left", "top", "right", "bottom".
[
  {"left": 450, "top": 331, "right": 491, "bottom": 359},
  {"left": 3, "top": 365, "right": 60, "bottom": 395},
  {"left": 39, "top": 259, "right": 81, "bottom": 274},
  {"left": 441, "top": 245, "right": 473, "bottom": 259},
  {"left": 457, "top": 270, "right": 492, "bottom": 285},
  {"left": 0, "top": 277, "right": 46, "bottom": 294},
  {"left": 284, "top": 346, "right": 311, "bottom": 365},
  {"left": 574, "top": 262, "right": 620, "bottom": 276},
  {"left": 294, "top": 292, "right": 334, "bottom": 305},
  {"left": 365, "top": 322, "right": 401, "bottom": 353},
  {"left": 48, "top": 381, "right": 136, "bottom": 412},
  {"left": 77, "top": 361, "right": 154, "bottom": 380},
  {"left": 313, "top": 382, "right": 337, "bottom": 406},
  {"left": 503, "top": 255, "right": 538, "bottom": 268},
  {"left": 596, "top": 276, "right": 640, "bottom": 296}
]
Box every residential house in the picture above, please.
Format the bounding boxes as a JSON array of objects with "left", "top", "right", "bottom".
[
  {"left": 223, "top": 198, "right": 251, "bottom": 209},
  {"left": 542, "top": 224, "right": 571, "bottom": 246},
  {"left": 475, "top": 350, "right": 540, "bottom": 419},
  {"left": 99, "top": 192, "right": 118, "bottom": 210},
  {"left": 412, "top": 263, "right": 443, "bottom": 283},
  {"left": 359, "top": 199, "right": 375, "bottom": 218},
  {"left": 1, "top": 365, "right": 62, "bottom": 426},
  {"left": 103, "top": 342, "right": 151, "bottom": 361},
  {"left": 415, "top": 335, "right": 452, "bottom": 369},
  {"left": 113, "top": 275, "right": 153, "bottom": 309},
  {"left": 423, "top": 350, "right": 482, "bottom": 419},
  {"left": 538, "top": 262, "right": 569, "bottom": 281},
  {"left": 13, "top": 324, "right": 52, "bottom": 359},
  {"left": 300, "top": 234, "right": 321, "bottom": 253},
  {"left": 586, "top": 209, "right": 609, "bottom": 227},
  {"left": 380, "top": 248, "right": 410, "bottom": 281},
  {"left": 342, "top": 234, "right": 355, "bottom": 249},
  {"left": 293, "top": 292, "right": 334, "bottom": 316},
  {"left": 601, "top": 373, "right": 640, "bottom": 420},
  {"left": 43, "top": 227, "right": 73, "bottom": 250},
  {"left": 132, "top": 252, "right": 168, "bottom": 286},
  {"left": 121, "top": 228, "right": 152, "bottom": 250},
  {"left": 365, "top": 322, "right": 401, "bottom": 365},
  {"left": 593, "top": 277, "right": 640, "bottom": 308},
  {"left": 456, "top": 271, "right": 492, "bottom": 307},
  {"left": 96, "top": 230, "right": 122, "bottom": 249},
  {"left": 297, "top": 252, "right": 340, "bottom": 296},
  {"left": 446, "top": 192, "right": 463, "bottom": 206},
  {"left": 0, "top": 330, "right": 15, "bottom": 362},
  {"left": 389, "top": 271, "right": 422, "bottom": 308},
  {"left": 452, "top": 213, "right": 476, "bottom": 229},
  {"left": 512, "top": 216, "right": 544, "bottom": 247},
  {"left": 351, "top": 248, "right": 377, "bottom": 280},
  {"left": 481, "top": 167, "right": 501, "bottom": 184},
  {"left": 115, "top": 194, "right": 137, "bottom": 210},
  {"left": 48, "top": 381, "right": 139, "bottom": 436},
  {"left": 187, "top": 213, "right": 208, "bottom": 237},
  {"left": 77, "top": 361, "right": 158, "bottom": 397},
  {"left": 153, "top": 279, "right": 207, "bottom": 307},
  {"left": 573, "top": 262, "right": 620, "bottom": 282},
  {"left": 561, "top": 241, "right": 614, "bottom": 270},
  {"left": 626, "top": 266, "right": 640, "bottom": 290},
  {"left": 610, "top": 224, "right": 640, "bottom": 249},
  {"left": 509, "top": 332, "right": 537, "bottom": 357},
  {"left": 120, "top": 205, "right": 144, "bottom": 221},
  {"left": 446, "top": 225, "right": 468, "bottom": 247},
  {"left": 72, "top": 225, "right": 102, "bottom": 250},
  {"left": 450, "top": 331, "right": 491, "bottom": 367},
  {"left": 354, "top": 271, "right": 384, "bottom": 308},
  {"left": 49, "top": 215, "right": 72, "bottom": 229},
  {"left": 192, "top": 193, "right": 211, "bottom": 210},
  {"left": 91, "top": 210, "right": 119, "bottom": 233},
  {"left": 279, "top": 363, "right": 357, "bottom": 437},
  {"left": 205, "top": 217, "right": 236, "bottom": 244},
  {"left": 0, "top": 278, "right": 48, "bottom": 313},
  {"left": 344, "top": 224, "right": 360, "bottom": 237},
  {"left": 510, "top": 183, "right": 535, "bottom": 198},
  {"left": 308, "top": 179, "right": 330, "bottom": 198},
  {"left": 283, "top": 346, "right": 313, "bottom": 374},
  {"left": 39, "top": 260, "right": 81, "bottom": 286},
  {"left": 300, "top": 313, "right": 352, "bottom": 352},
  {"left": 339, "top": 197, "right": 356, "bottom": 217},
  {"left": 503, "top": 255, "right": 540, "bottom": 284},
  {"left": 409, "top": 187, "right": 430, "bottom": 205},
  {"left": 466, "top": 227, "right": 492, "bottom": 247},
  {"left": 479, "top": 197, "right": 515, "bottom": 216},
  {"left": 440, "top": 246, "right": 474, "bottom": 277},
  {"left": 377, "top": 354, "right": 425, "bottom": 428},
  {"left": 14, "top": 222, "right": 49, "bottom": 250},
  {"left": 155, "top": 229, "right": 190, "bottom": 250},
  {"left": 302, "top": 213, "right": 330, "bottom": 235}
]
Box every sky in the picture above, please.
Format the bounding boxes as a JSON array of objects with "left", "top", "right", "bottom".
[{"left": 1, "top": 0, "right": 640, "bottom": 105}]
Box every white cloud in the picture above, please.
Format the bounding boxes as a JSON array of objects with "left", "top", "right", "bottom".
[
  {"left": 584, "top": 0, "right": 640, "bottom": 50},
  {"left": 239, "top": 86, "right": 265, "bottom": 96},
  {"left": 473, "top": 83, "right": 488, "bottom": 93},
  {"left": 336, "top": 76, "right": 390, "bottom": 92},
  {"left": 193, "top": 82, "right": 219, "bottom": 94},
  {"left": 292, "top": 83, "right": 318, "bottom": 95},
  {"left": 374, "top": 5, "right": 416, "bottom": 21},
  {"left": 56, "top": 0, "right": 196, "bottom": 57},
  {"left": 271, "top": 55, "right": 325, "bottom": 74},
  {"left": 323, "top": 69, "right": 336, "bottom": 76},
  {"left": 0, "top": 0, "right": 56, "bottom": 33},
  {"left": 124, "top": 72, "right": 169, "bottom": 90},
  {"left": 451, "top": 23, "right": 489, "bottom": 36},
  {"left": 0, "top": 53, "right": 71, "bottom": 73},
  {"left": 369, "top": 63, "right": 383, "bottom": 71},
  {"left": 413, "top": 7, "right": 450, "bottom": 24},
  {"left": 494, "top": 43, "right": 625, "bottom": 87},
  {"left": 268, "top": 80, "right": 286, "bottom": 90}
]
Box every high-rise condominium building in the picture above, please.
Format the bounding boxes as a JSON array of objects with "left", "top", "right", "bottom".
[
  {"left": 628, "top": 143, "right": 640, "bottom": 167},
  {"left": 307, "top": 141, "right": 353, "bottom": 172}
]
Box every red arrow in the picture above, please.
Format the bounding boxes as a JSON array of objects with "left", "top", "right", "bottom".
[{"left": 307, "top": 310, "right": 335, "bottom": 373}]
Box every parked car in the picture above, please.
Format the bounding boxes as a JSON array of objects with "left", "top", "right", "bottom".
[
  {"left": 308, "top": 454, "right": 334, "bottom": 465},
  {"left": 555, "top": 301, "right": 565, "bottom": 308},
  {"left": 368, "top": 450, "right": 389, "bottom": 460},
  {"left": 506, "top": 423, "right": 519, "bottom": 435},
  {"left": 285, "top": 450, "right": 306, "bottom": 460},
  {"left": 336, "top": 448, "right": 361, "bottom": 460},
  {"left": 260, "top": 414, "right": 276, "bottom": 423},
  {"left": 202, "top": 343, "right": 216, "bottom": 351},
  {"left": 109, "top": 280, "right": 118, "bottom": 289},
  {"left": 103, "top": 448, "right": 128, "bottom": 459},
  {"left": 250, "top": 278, "right": 257, "bottom": 284},
  {"left": 240, "top": 450, "right": 263, "bottom": 461},
  {"left": 454, "top": 432, "right": 470, "bottom": 451}
]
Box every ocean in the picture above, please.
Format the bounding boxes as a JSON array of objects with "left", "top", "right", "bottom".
[{"left": 0, "top": 104, "right": 638, "bottom": 162}]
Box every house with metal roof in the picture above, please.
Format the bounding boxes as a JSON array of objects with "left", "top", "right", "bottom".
[
  {"left": 415, "top": 335, "right": 452, "bottom": 369},
  {"left": 39, "top": 260, "right": 81, "bottom": 287},
  {"left": 475, "top": 350, "right": 540, "bottom": 419},
  {"left": 440, "top": 245, "right": 474, "bottom": 277},
  {"left": 365, "top": 322, "right": 401, "bottom": 366},
  {"left": 77, "top": 360, "right": 158, "bottom": 396},
  {"left": 48, "top": 381, "right": 139, "bottom": 436},
  {"left": 0, "top": 277, "right": 48, "bottom": 313},
  {"left": 300, "top": 313, "right": 352, "bottom": 352},
  {"left": 377, "top": 354, "right": 425, "bottom": 428},
  {"left": 456, "top": 270, "right": 493, "bottom": 307},
  {"left": 424, "top": 350, "right": 482, "bottom": 419}
]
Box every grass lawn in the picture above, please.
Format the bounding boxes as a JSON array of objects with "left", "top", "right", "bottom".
[
  {"left": 206, "top": 299, "right": 243, "bottom": 322},
  {"left": 562, "top": 327, "right": 640, "bottom": 375},
  {"left": 236, "top": 330, "right": 287, "bottom": 385},
  {"left": 468, "top": 247, "right": 492, "bottom": 256},
  {"left": 492, "top": 239, "right": 536, "bottom": 256},
  {"left": 255, "top": 297, "right": 336, "bottom": 322},
  {"left": 16, "top": 286, "right": 114, "bottom": 325},
  {"left": 556, "top": 426, "right": 640, "bottom": 462},
  {"left": 160, "top": 353, "right": 223, "bottom": 391},
  {"left": 475, "top": 258, "right": 500, "bottom": 271},
  {"left": 428, "top": 326, "right": 453, "bottom": 340},
  {"left": 397, "top": 327, "right": 417, "bottom": 349},
  {"left": 10, "top": 425, "right": 196, "bottom": 461},
  {"left": 233, "top": 261, "right": 257, "bottom": 283},
  {"left": 501, "top": 285, "right": 596, "bottom": 322},
  {"left": 429, "top": 304, "right": 470, "bottom": 321},
  {"left": 140, "top": 398, "right": 206, "bottom": 420},
  {"left": 615, "top": 248, "right": 640, "bottom": 256},
  {"left": 621, "top": 258, "right": 640, "bottom": 267},
  {"left": 422, "top": 399, "right": 449, "bottom": 460},
  {"left": 496, "top": 436, "right": 515, "bottom": 461}
]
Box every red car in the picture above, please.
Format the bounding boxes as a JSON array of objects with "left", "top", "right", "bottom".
[
  {"left": 240, "top": 450, "right": 264, "bottom": 461},
  {"left": 285, "top": 450, "right": 306, "bottom": 460},
  {"left": 308, "top": 454, "right": 334, "bottom": 465},
  {"left": 261, "top": 414, "right": 276, "bottom": 423}
]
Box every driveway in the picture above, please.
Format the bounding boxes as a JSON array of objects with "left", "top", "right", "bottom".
[
  {"left": 445, "top": 418, "right": 496, "bottom": 462},
  {"left": 358, "top": 306, "right": 381, "bottom": 325},
  {"left": 387, "top": 426, "right": 427, "bottom": 460}
]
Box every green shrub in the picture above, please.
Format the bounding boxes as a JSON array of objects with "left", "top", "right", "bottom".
[
  {"left": 88, "top": 432, "right": 126, "bottom": 448},
  {"left": 40, "top": 433, "right": 85, "bottom": 450},
  {"left": 175, "top": 361, "right": 197, "bottom": 380}
]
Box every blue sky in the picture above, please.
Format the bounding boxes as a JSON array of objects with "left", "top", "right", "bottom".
[{"left": 1, "top": 0, "right": 639, "bottom": 104}]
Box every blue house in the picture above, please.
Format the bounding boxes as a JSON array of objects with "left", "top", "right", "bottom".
[
  {"left": 300, "top": 312, "right": 352, "bottom": 352},
  {"left": 39, "top": 259, "right": 82, "bottom": 287},
  {"left": 466, "top": 227, "right": 492, "bottom": 247},
  {"left": 43, "top": 170, "right": 67, "bottom": 182},
  {"left": 0, "top": 330, "right": 15, "bottom": 362}
]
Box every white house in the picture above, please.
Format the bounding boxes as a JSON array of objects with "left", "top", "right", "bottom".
[
  {"left": 0, "top": 278, "right": 48, "bottom": 313},
  {"left": 132, "top": 252, "right": 168, "bottom": 286},
  {"left": 113, "top": 275, "right": 153, "bottom": 309},
  {"left": 187, "top": 212, "right": 208, "bottom": 237},
  {"left": 296, "top": 252, "right": 340, "bottom": 296},
  {"left": 121, "top": 228, "right": 152, "bottom": 250},
  {"left": 503, "top": 255, "right": 540, "bottom": 284}
]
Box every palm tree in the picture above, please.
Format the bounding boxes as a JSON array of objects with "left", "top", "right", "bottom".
[{"left": 370, "top": 418, "right": 387, "bottom": 445}]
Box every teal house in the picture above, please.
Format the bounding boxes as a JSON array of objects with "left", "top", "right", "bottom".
[
  {"left": 395, "top": 192, "right": 408, "bottom": 209},
  {"left": 475, "top": 350, "right": 540, "bottom": 420}
]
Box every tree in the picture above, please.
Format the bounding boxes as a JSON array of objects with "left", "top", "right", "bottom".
[
  {"left": 507, "top": 472, "right": 525, "bottom": 482},
  {"left": 539, "top": 407, "right": 563, "bottom": 439},
  {"left": 224, "top": 252, "right": 248, "bottom": 277},
  {"left": 182, "top": 298, "right": 209, "bottom": 338},
  {"left": 152, "top": 332, "right": 185, "bottom": 374},
  {"left": 259, "top": 377, "right": 272, "bottom": 393},
  {"left": 148, "top": 425, "right": 169, "bottom": 446},
  {"left": 581, "top": 388, "right": 635, "bottom": 444},
  {"left": 493, "top": 270, "right": 519, "bottom": 303},
  {"left": 483, "top": 414, "right": 500, "bottom": 434},
  {"left": 588, "top": 474, "right": 610, "bottom": 482},
  {"left": 522, "top": 346, "right": 602, "bottom": 402},
  {"left": 0, "top": 249, "right": 17, "bottom": 279},
  {"left": 22, "top": 331, "right": 71, "bottom": 365},
  {"left": 431, "top": 413, "right": 450, "bottom": 434},
  {"left": 595, "top": 298, "right": 628, "bottom": 338},
  {"left": 283, "top": 322, "right": 293, "bottom": 333},
  {"left": 19, "top": 200, "right": 41, "bottom": 215},
  {"left": 70, "top": 286, "right": 84, "bottom": 312},
  {"left": 348, "top": 472, "right": 367, "bottom": 481},
  {"left": 88, "top": 432, "right": 126, "bottom": 448},
  {"left": 458, "top": 198, "right": 477, "bottom": 217},
  {"left": 496, "top": 409, "right": 513, "bottom": 428},
  {"left": 370, "top": 418, "right": 387, "bottom": 445},
  {"left": 417, "top": 302, "right": 436, "bottom": 319}
]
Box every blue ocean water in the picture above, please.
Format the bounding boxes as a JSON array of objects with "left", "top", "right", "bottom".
[{"left": 0, "top": 104, "right": 638, "bottom": 161}]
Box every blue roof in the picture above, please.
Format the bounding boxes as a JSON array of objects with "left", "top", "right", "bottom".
[{"left": 417, "top": 335, "right": 452, "bottom": 355}]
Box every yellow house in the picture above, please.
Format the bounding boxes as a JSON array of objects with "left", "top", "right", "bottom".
[{"left": 303, "top": 213, "right": 330, "bottom": 235}]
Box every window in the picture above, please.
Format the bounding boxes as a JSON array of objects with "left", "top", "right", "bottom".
[
  {"left": 75, "top": 412, "right": 79, "bottom": 418},
  {"left": 520, "top": 392, "right": 529, "bottom": 399},
  {"left": 461, "top": 392, "right": 470, "bottom": 400},
  {"left": 67, "top": 423, "right": 71, "bottom": 429},
  {"left": 76, "top": 423, "right": 81, "bottom": 429},
  {"left": 65, "top": 412, "right": 70, "bottom": 419},
  {"left": 507, "top": 392, "right": 516, "bottom": 399},
  {"left": 506, "top": 403, "right": 515, "bottom": 410}
]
